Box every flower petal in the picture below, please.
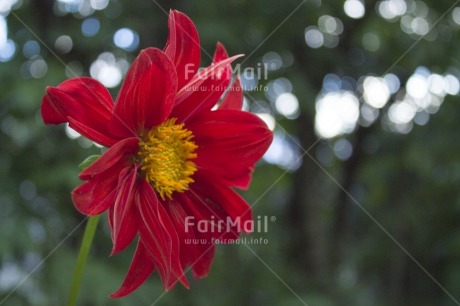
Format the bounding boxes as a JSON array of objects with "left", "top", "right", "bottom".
[
  {"left": 176, "top": 193, "right": 216, "bottom": 278},
  {"left": 188, "top": 110, "right": 273, "bottom": 189},
  {"left": 181, "top": 188, "right": 239, "bottom": 241},
  {"left": 136, "top": 179, "right": 189, "bottom": 290},
  {"left": 212, "top": 42, "right": 229, "bottom": 64},
  {"left": 72, "top": 138, "right": 138, "bottom": 216},
  {"left": 111, "top": 48, "right": 178, "bottom": 136},
  {"left": 193, "top": 173, "right": 253, "bottom": 234},
  {"left": 110, "top": 166, "right": 138, "bottom": 255},
  {"left": 164, "top": 10, "right": 200, "bottom": 90},
  {"left": 219, "top": 78, "right": 243, "bottom": 110},
  {"left": 192, "top": 232, "right": 216, "bottom": 278},
  {"left": 165, "top": 198, "right": 199, "bottom": 272},
  {"left": 79, "top": 137, "right": 138, "bottom": 180},
  {"left": 211, "top": 43, "right": 244, "bottom": 110},
  {"left": 110, "top": 239, "right": 155, "bottom": 298},
  {"left": 171, "top": 55, "right": 242, "bottom": 123},
  {"left": 68, "top": 118, "right": 120, "bottom": 148},
  {"left": 41, "top": 77, "right": 118, "bottom": 147},
  {"left": 71, "top": 168, "right": 118, "bottom": 216}
]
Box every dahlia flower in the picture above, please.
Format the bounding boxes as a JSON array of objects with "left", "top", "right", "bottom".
[{"left": 41, "top": 10, "right": 272, "bottom": 297}]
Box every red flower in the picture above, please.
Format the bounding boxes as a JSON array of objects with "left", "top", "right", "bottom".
[{"left": 41, "top": 10, "right": 272, "bottom": 297}]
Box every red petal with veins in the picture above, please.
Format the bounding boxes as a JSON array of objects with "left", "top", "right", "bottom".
[
  {"left": 176, "top": 193, "right": 216, "bottom": 278},
  {"left": 136, "top": 180, "right": 189, "bottom": 290},
  {"left": 182, "top": 187, "right": 239, "bottom": 241},
  {"left": 165, "top": 198, "right": 200, "bottom": 272},
  {"left": 219, "top": 78, "right": 244, "bottom": 110},
  {"left": 213, "top": 43, "right": 244, "bottom": 110},
  {"left": 72, "top": 138, "right": 138, "bottom": 216},
  {"left": 171, "top": 55, "right": 242, "bottom": 123},
  {"left": 194, "top": 173, "right": 253, "bottom": 233},
  {"left": 79, "top": 137, "right": 138, "bottom": 180},
  {"left": 164, "top": 10, "right": 200, "bottom": 90},
  {"left": 41, "top": 77, "right": 118, "bottom": 147},
  {"left": 112, "top": 48, "right": 177, "bottom": 136},
  {"left": 212, "top": 42, "right": 229, "bottom": 63},
  {"left": 188, "top": 110, "right": 273, "bottom": 189},
  {"left": 110, "top": 240, "right": 155, "bottom": 298},
  {"left": 110, "top": 166, "right": 138, "bottom": 255},
  {"left": 192, "top": 231, "right": 216, "bottom": 278},
  {"left": 71, "top": 168, "right": 119, "bottom": 216}
]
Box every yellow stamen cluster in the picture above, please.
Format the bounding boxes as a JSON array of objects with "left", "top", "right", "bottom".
[{"left": 138, "top": 118, "right": 198, "bottom": 200}]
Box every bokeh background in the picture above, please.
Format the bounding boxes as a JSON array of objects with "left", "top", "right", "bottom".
[{"left": 2, "top": 0, "right": 460, "bottom": 305}]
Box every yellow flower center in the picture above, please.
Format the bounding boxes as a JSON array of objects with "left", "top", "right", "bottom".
[{"left": 138, "top": 118, "right": 198, "bottom": 201}]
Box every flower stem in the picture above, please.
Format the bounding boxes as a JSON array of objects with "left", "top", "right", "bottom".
[{"left": 67, "top": 215, "right": 100, "bottom": 306}]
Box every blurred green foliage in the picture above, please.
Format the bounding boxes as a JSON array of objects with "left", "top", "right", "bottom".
[{"left": 1, "top": 0, "right": 460, "bottom": 305}]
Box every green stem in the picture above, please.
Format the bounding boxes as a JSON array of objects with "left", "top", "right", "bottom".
[{"left": 67, "top": 215, "right": 100, "bottom": 306}]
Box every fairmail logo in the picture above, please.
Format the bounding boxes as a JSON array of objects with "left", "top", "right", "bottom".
[
  {"left": 184, "top": 63, "right": 269, "bottom": 82},
  {"left": 184, "top": 215, "right": 276, "bottom": 234}
]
